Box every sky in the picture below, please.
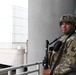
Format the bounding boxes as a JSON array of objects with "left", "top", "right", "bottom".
[{"left": 0, "top": 0, "right": 28, "bottom": 8}]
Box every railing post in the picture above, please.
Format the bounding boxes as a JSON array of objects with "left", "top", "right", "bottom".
[
  {"left": 8, "top": 71, "right": 12, "bottom": 75},
  {"left": 37, "top": 64, "right": 40, "bottom": 75},
  {"left": 16, "top": 68, "right": 24, "bottom": 74}
]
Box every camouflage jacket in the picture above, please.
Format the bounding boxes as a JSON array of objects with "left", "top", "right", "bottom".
[{"left": 49, "top": 33, "right": 76, "bottom": 75}]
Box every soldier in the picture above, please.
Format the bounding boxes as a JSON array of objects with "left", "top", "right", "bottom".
[{"left": 43, "top": 14, "right": 76, "bottom": 75}]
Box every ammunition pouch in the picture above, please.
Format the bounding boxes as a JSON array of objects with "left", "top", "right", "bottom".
[{"left": 53, "top": 41, "right": 62, "bottom": 52}]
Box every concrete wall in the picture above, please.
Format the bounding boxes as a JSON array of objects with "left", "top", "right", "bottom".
[
  {"left": 74, "top": 0, "right": 76, "bottom": 14},
  {"left": 28, "top": 0, "right": 75, "bottom": 75},
  {"left": 0, "top": 49, "right": 24, "bottom": 66}
]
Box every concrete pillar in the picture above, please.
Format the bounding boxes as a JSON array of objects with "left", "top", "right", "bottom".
[
  {"left": 16, "top": 46, "right": 24, "bottom": 74},
  {"left": 28, "top": 0, "right": 75, "bottom": 75}
]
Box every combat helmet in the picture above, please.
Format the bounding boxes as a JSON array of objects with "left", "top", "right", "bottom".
[{"left": 60, "top": 14, "right": 76, "bottom": 26}]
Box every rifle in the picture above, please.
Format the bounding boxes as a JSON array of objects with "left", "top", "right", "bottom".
[
  {"left": 43, "top": 35, "right": 63, "bottom": 69},
  {"left": 43, "top": 40, "right": 49, "bottom": 69},
  {"left": 43, "top": 38, "right": 59, "bottom": 69}
]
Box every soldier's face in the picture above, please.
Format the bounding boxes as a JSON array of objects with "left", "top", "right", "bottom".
[{"left": 60, "top": 22, "right": 74, "bottom": 34}]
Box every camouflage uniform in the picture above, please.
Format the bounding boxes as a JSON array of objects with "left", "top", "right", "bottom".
[{"left": 52, "top": 33, "right": 76, "bottom": 75}]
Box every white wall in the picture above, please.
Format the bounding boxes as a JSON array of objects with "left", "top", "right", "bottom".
[
  {"left": 0, "top": 0, "right": 28, "bottom": 66},
  {"left": 0, "top": 0, "right": 28, "bottom": 49},
  {"left": 12, "top": 5, "right": 28, "bottom": 49},
  {"left": 0, "top": 6, "right": 12, "bottom": 43},
  {"left": 28, "top": 0, "right": 74, "bottom": 75},
  {"left": 0, "top": 5, "right": 28, "bottom": 49}
]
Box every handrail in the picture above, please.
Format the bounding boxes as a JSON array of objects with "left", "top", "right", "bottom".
[{"left": 0, "top": 61, "right": 42, "bottom": 75}]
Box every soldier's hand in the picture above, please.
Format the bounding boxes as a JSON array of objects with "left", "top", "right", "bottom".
[{"left": 43, "top": 68, "right": 51, "bottom": 75}]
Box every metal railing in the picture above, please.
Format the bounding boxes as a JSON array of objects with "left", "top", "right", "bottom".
[{"left": 0, "top": 61, "right": 42, "bottom": 75}]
